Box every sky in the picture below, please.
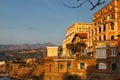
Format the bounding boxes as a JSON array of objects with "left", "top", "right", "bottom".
[{"left": 0, "top": 0, "right": 112, "bottom": 45}]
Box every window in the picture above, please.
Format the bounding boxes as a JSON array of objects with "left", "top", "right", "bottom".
[
  {"left": 86, "top": 27, "right": 89, "bottom": 31},
  {"left": 110, "top": 4, "right": 113, "bottom": 9},
  {"left": 92, "top": 30, "right": 94, "bottom": 36},
  {"left": 98, "top": 21, "right": 101, "bottom": 25},
  {"left": 104, "top": 16, "right": 107, "bottom": 21},
  {"left": 96, "top": 47, "right": 106, "bottom": 58},
  {"left": 50, "top": 64, "right": 52, "bottom": 72},
  {"left": 104, "top": 35, "right": 106, "bottom": 41},
  {"left": 95, "top": 29, "right": 97, "bottom": 35},
  {"left": 100, "top": 11, "right": 102, "bottom": 15},
  {"left": 110, "top": 22, "right": 114, "bottom": 30},
  {"left": 112, "top": 63, "right": 117, "bottom": 71},
  {"left": 59, "top": 64, "right": 64, "bottom": 69},
  {"left": 79, "top": 26, "right": 82, "bottom": 31},
  {"left": 67, "top": 62, "right": 72, "bottom": 69},
  {"left": 105, "top": 8, "right": 107, "bottom": 12},
  {"left": 99, "top": 63, "right": 107, "bottom": 69},
  {"left": 99, "top": 36, "right": 101, "bottom": 41},
  {"left": 78, "top": 62, "right": 87, "bottom": 69},
  {"left": 95, "top": 38, "right": 97, "bottom": 41},
  {"left": 111, "top": 35, "right": 115, "bottom": 40},
  {"left": 110, "top": 47, "right": 117, "bottom": 56},
  {"left": 80, "top": 63, "right": 85, "bottom": 69},
  {"left": 99, "top": 27, "right": 101, "bottom": 33},
  {"left": 109, "top": 13, "right": 113, "bottom": 19},
  {"left": 103, "top": 24, "right": 106, "bottom": 31}
]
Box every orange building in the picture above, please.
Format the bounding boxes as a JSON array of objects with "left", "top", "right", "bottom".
[
  {"left": 44, "top": 0, "right": 120, "bottom": 80},
  {"left": 91, "top": 0, "right": 120, "bottom": 77}
]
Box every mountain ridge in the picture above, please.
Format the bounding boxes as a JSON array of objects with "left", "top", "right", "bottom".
[{"left": 0, "top": 42, "right": 56, "bottom": 51}]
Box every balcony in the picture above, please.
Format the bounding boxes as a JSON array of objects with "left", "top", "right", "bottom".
[
  {"left": 103, "top": 18, "right": 114, "bottom": 23},
  {"left": 54, "top": 56, "right": 74, "bottom": 61}
]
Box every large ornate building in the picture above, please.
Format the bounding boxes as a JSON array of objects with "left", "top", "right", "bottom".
[
  {"left": 62, "top": 22, "right": 93, "bottom": 56},
  {"left": 44, "top": 0, "right": 120, "bottom": 80}
]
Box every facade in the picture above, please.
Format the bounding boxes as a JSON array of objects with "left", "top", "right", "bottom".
[
  {"left": 44, "top": 0, "right": 120, "bottom": 80},
  {"left": 92, "top": 0, "right": 120, "bottom": 78},
  {"left": 47, "top": 47, "right": 58, "bottom": 57},
  {"left": 62, "top": 22, "right": 93, "bottom": 56}
]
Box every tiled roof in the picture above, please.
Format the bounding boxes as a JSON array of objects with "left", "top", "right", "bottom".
[
  {"left": 76, "top": 33, "right": 87, "bottom": 39},
  {"left": 72, "top": 33, "right": 87, "bottom": 42}
]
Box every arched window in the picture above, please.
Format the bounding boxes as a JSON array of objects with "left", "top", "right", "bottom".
[
  {"left": 99, "top": 36, "right": 101, "bottom": 41},
  {"left": 99, "top": 27, "right": 101, "bottom": 33},
  {"left": 79, "top": 26, "right": 82, "bottom": 31},
  {"left": 110, "top": 22, "right": 114, "bottom": 30},
  {"left": 111, "top": 35, "right": 114, "bottom": 40},
  {"left": 112, "top": 63, "right": 117, "bottom": 71},
  {"left": 103, "top": 24, "right": 106, "bottom": 31}
]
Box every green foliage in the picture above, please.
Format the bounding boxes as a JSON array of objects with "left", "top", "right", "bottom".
[
  {"left": 66, "top": 42, "right": 87, "bottom": 55},
  {"left": 31, "top": 72, "right": 44, "bottom": 80},
  {"left": 63, "top": 73, "right": 81, "bottom": 80}
]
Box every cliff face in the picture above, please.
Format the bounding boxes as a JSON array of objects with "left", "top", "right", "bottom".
[{"left": 5, "top": 60, "right": 44, "bottom": 79}]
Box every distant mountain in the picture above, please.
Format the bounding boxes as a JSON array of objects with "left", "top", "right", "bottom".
[{"left": 0, "top": 43, "right": 56, "bottom": 51}]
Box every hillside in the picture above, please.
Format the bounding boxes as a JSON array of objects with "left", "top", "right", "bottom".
[{"left": 0, "top": 43, "right": 56, "bottom": 51}]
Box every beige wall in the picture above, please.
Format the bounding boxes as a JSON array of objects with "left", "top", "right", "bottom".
[{"left": 47, "top": 47, "right": 58, "bottom": 57}]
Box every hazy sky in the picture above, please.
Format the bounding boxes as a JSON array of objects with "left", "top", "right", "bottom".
[{"left": 0, "top": 0, "right": 111, "bottom": 45}]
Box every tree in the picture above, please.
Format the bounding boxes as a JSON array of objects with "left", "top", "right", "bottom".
[
  {"left": 63, "top": 0, "right": 105, "bottom": 10},
  {"left": 63, "top": 73, "right": 81, "bottom": 80},
  {"left": 66, "top": 42, "right": 87, "bottom": 56}
]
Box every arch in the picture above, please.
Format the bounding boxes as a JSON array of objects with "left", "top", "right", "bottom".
[
  {"left": 99, "top": 36, "right": 101, "bottom": 41},
  {"left": 111, "top": 35, "right": 115, "bottom": 40},
  {"left": 111, "top": 63, "right": 117, "bottom": 71},
  {"left": 103, "top": 24, "right": 106, "bottom": 31},
  {"left": 99, "top": 27, "right": 101, "bottom": 33},
  {"left": 110, "top": 22, "right": 114, "bottom": 30}
]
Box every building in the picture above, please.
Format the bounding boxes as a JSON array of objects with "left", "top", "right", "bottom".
[
  {"left": 89, "top": 0, "right": 120, "bottom": 79},
  {"left": 62, "top": 22, "right": 93, "bottom": 56},
  {"left": 44, "top": 0, "right": 120, "bottom": 80},
  {"left": 47, "top": 47, "right": 58, "bottom": 57}
]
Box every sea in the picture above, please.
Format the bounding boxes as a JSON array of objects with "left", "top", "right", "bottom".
[{"left": 0, "top": 77, "right": 10, "bottom": 80}]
